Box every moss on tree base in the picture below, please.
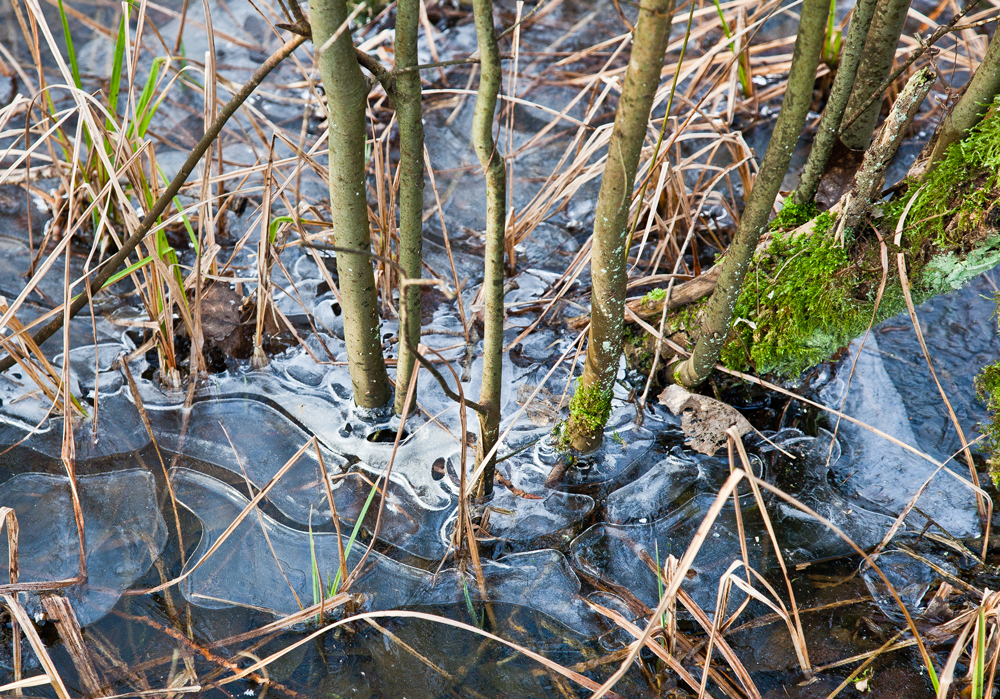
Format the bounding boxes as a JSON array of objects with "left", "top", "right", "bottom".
[
  {"left": 561, "top": 380, "right": 613, "bottom": 453},
  {"left": 648, "top": 97, "right": 1000, "bottom": 380}
]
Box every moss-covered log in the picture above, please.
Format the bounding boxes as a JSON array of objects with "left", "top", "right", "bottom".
[{"left": 659, "top": 96, "right": 1000, "bottom": 379}]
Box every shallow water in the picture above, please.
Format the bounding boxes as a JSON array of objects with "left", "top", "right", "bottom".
[{"left": 0, "top": 0, "right": 997, "bottom": 696}]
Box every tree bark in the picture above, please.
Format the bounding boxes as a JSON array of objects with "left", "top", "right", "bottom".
[
  {"left": 928, "top": 25, "right": 1000, "bottom": 165},
  {"left": 841, "top": 67, "right": 934, "bottom": 233},
  {"left": 839, "top": 0, "right": 913, "bottom": 151},
  {"left": 673, "top": 0, "right": 827, "bottom": 388},
  {"left": 563, "top": 0, "right": 675, "bottom": 453},
  {"left": 794, "top": 0, "right": 879, "bottom": 204},
  {"left": 471, "top": 0, "right": 505, "bottom": 495},
  {"left": 313, "top": 0, "right": 392, "bottom": 411},
  {"left": 393, "top": 0, "right": 425, "bottom": 415}
]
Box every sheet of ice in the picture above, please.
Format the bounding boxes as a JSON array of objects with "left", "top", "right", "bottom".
[
  {"left": 505, "top": 403, "right": 657, "bottom": 495},
  {"left": 149, "top": 398, "right": 347, "bottom": 526},
  {"left": 860, "top": 549, "right": 954, "bottom": 624},
  {"left": 0, "top": 470, "right": 165, "bottom": 626},
  {"left": 754, "top": 429, "right": 896, "bottom": 563},
  {"left": 0, "top": 384, "right": 149, "bottom": 461},
  {"left": 820, "top": 335, "right": 980, "bottom": 537},
  {"left": 603, "top": 448, "right": 702, "bottom": 524},
  {"left": 172, "top": 469, "right": 607, "bottom": 636},
  {"left": 572, "top": 493, "right": 765, "bottom": 617},
  {"left": 480, "top": 485, "right": 594, "bottom": 550}
]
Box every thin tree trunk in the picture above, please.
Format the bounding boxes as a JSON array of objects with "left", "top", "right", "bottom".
[
  {"left": 928, "top": 26, "right": 1000, "bottom": 165},
  {"left": 674, "top": 0, "right": 827, "bottom": 388},
  {"left": 794, "top": 0, "right": 879, "bottom": 204},
  {"left": 839, "top": 0, "right": 912, "bottom": 151},
  {"left": 563, "top": 0, "right": 675, "bottom": 453},
  {"left": 313, "top": 0, "right": 392, "bottom": 411},
  {"left": 841, "top": 67, "right": 934, "bottom": 233},
  {"left": 471, "top": 0, "right": 505, "bottom": 495},
  {"left": 393, "top": 0, "right": 425, "bottom": 415}
]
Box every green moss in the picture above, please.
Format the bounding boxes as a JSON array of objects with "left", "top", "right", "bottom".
[
  {"left": 568, "top": 380, "right": 612, "bottom": 432},
  {"left": 883, "top": 94, "right": 1000, "bottom": 252},
  {"left": 716, "top": 99, "right": 1000, "bottom": 378},
  {"left": 641, "top": 287, "right": 667, "bottom": 305},
  {"left": 770, "top": 201, "right": 818, "bottom": 230},
  {"left": 975, "top": 350, "right": 1000, "bottom": 487},
  {"left": 720, "top": 217, "right": 877, "bottom": 375}
]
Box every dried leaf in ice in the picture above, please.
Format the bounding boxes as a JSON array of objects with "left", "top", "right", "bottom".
[{"left": 658, "top": 384, "right": 751, "bottom": 456}]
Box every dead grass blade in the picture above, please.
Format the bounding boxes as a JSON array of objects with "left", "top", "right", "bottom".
[
  {"left": 219, "top": 608, "right": 622, "bottom": 698},
  {"left": 3, "top": 594, "right": 71, "bottom": 699}
]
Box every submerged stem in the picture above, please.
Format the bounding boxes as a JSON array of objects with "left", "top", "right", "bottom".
[
  {"left": 312, "top": 0, "right": 392, "bottom": 411},
  {"left": 393, "top": 0, "right": 425, "bottom": 415}
]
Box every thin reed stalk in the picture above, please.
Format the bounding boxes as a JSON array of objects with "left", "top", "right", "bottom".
[{"left": 393, "top": 0, "right": 425, "bottom": 415}]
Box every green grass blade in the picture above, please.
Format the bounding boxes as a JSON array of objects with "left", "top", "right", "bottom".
[
  {"left": 462, "top": 579, "right": 482, "bottom": 629},
  {"left": 99, "top": 255, "right": 152, "bottom": 290},
  {"left": 974, "top": 605, "right": 986, "bottom": 699},
  {"left": 155, "top": 165, "right": 199, "bottom": 253},
  {"left": 710, "top": 0, "right": 732, "bottom": 39},
  {"left": 133, "top": 56, "right": 166, "bottom": 138},
  {"left": 109, "top": 12, "right": 128, "bottom": 115},
  {"left": 56, "top": 0, "right": 82, "bottom": 89},
  {"left": 328, "top": 479, "right": 380, "bottom": 597},
  {"left": 309, "top": 520, "right": 322, "bottom": 624},
  {"left": 654, "top": 541, "right": 667, "bottom": 646},
  {"left": 269, "top": 216, "right": 295, "bottom": 243}
]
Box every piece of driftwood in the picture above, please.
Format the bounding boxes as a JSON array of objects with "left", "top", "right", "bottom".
[{"left": 566, "top": 264, "right": 722, "bottom": 330}]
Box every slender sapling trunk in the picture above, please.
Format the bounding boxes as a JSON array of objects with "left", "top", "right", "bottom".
[
  {"left": 673, "top": 0, "right": 827, "bottom": 388},
  {"left": 471, "top": 0, "right": 505, "bottom": 495},
  {"left": 393, "top": 0, "right": 425, "bottom": 415},
  {"left": 794, "top": 0, "right": 879, "bottom": 204},
  {"left": 839, "top": 0, "right": 913, "bottom": 150},
  {"left": 563, "top": 0, "right": 675, "bottom": 453},
  {"left": 312, "top": 0, "right": 392, "bottom": 411},
  {"left": 928, "top": 26, "right": 1000, "bottom": 165}
]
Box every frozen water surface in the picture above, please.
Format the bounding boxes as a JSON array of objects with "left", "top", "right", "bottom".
[
  {"left": 172, "top": 468, "right": 609, "bottom": 637},
  {"left": 0, "top": 470, "right": 165, "bottom": 626},
  {"left": 572, "top": 493, "right": 767, "bottom": 617}
]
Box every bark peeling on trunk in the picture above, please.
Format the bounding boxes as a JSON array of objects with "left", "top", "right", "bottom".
[
  {"left": 563, "top": 0, "right": 675, "bottom": 453},
  {"left": 313, "top": 0, "right": 392, "bottom": 411}
]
